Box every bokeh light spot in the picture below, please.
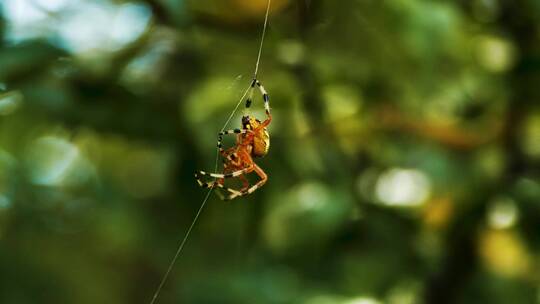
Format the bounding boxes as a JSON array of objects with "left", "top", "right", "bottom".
[
  {"left": 58, "top": 2, "right": 151, "bottom": 53},
  {"left": 376, "top": 169, "right": 431, "bottom": 207},
  {"left": 298, "top": 182, "right": 329, "bottom": 211},
  {"left": 344, "top": 297, "right": 382, "bottom": 304},
  {"left": 2, "top": 0, "right": 151, "bottom": 54},
  {"left": 479, "top": 229, "right": 531, "bottom": 278},
  {"left": 25, "top": 136, "right": 87, "bottom": 186},
  {"left": 0, "top": 91, "right": 23, "bottom": 116},
  {"left": 487, "top": 196, "right": 519, "bottom": 229},
  {"left": 475, "top": 35, "right": 517, "bottom": 73},
  {"left": 2, "top": 0, "right": 50, "bottom": 41},
  {"left": 423, "top": 197, "right": 454, "bottom": 229},
  {"left": 34, "top": 0, "right": 71, "bottom": 12},
  {"left": 277, "top": 40, "right": 305, "bottom": 66},
  {"left": 323, "top": 85, "right": 361, "bottom": 122}
]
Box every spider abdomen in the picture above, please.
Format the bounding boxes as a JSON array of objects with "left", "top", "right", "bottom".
[{"left": 253, "top": 128, "right": 270, "bottom": 157}]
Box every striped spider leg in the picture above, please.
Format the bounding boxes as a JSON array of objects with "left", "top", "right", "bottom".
[{"left": 245, "top": 78, "right": 271, "bottom": 127}]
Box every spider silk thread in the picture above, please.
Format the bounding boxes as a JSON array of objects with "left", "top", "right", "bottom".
[{"left": 149, "top": 1, "right": 272, "bottom": 303}]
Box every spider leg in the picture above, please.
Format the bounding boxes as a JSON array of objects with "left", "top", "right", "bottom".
[
  {"left": 238, "top": 174, "right": 250, "bottom": 192},
  {"left": 221, "top": 152, "right": 238, "bottom": 169},
  {"left": 246, "top": 164, "right": 268, "bottom": 194},
  {"left": 255, "top": 80, "right": 270, "bottom": 117},
  {"left": 196, "top": 165, "right": 253, "bottom": 179},
  {"left": 217, "top": 129, "right": 249, "bottom": 153},
  {"left": 246, "top": 79, "right": 271, "bottom": 126},
  {"left": 195, "top": 171, "right": 244, "bottom": 193},
  {"left": 226, "top": 164, "right": 267, "bottom": 200},
  {"left": 196, "top": 179, "right": 244, "bottom": 201},
  {"left": 245, "top": 79, "right": 269, "bottom": 111},
  {"left": 195, "top": 165, "right": 257, "bottom": 201},
  {"left": 195, "top": 173, "right": 215, "bottom": 189}
]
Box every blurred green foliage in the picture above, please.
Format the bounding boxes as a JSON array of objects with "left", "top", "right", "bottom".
[{"left": 0, "top": 0, "right": 540, "bottom": 303}]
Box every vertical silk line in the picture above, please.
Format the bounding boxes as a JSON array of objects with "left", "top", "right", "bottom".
[
  {"left": 254, "top": 0, "right": 272, "bottom": 79},
  {"left": 149, "top": 1, "right": 273, "bottom": 303}
]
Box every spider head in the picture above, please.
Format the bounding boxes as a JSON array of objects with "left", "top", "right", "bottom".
[{"left": 242, "top": 115, "right": 261, "bottom": 130}]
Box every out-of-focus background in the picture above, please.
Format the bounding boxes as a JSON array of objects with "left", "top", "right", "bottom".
[{"left": 0, "top": 0, "right": 539, "bottom": 303}]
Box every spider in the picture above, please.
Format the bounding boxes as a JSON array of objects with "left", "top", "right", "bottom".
[{"left": 195, "top": 78, "right": 271, "bottom": 200}]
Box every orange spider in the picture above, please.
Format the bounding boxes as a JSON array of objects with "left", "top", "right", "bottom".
[{"left": 195, "top": 78, "right": 271, "bottom": 200}]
